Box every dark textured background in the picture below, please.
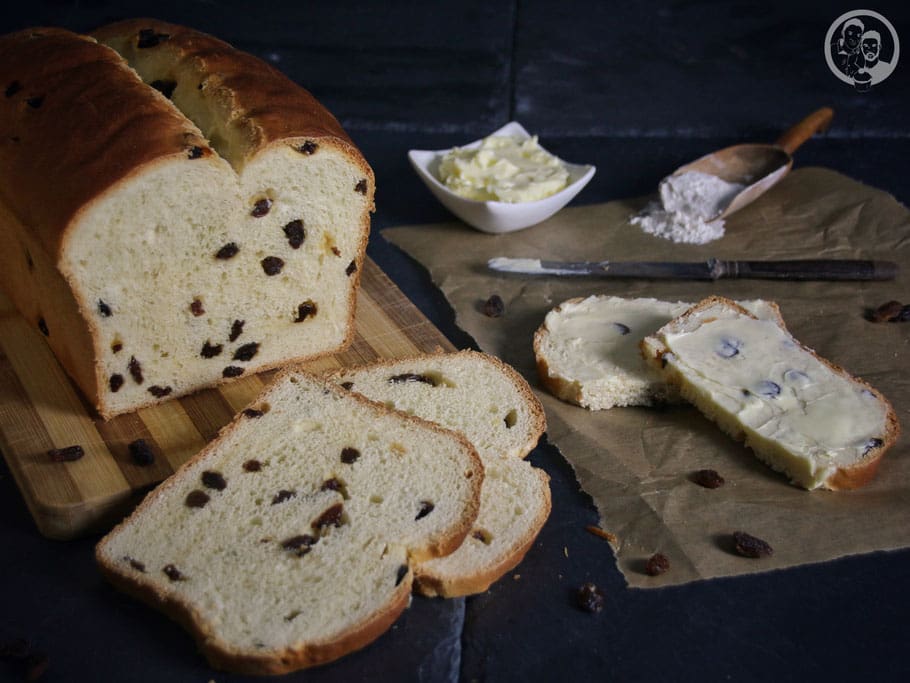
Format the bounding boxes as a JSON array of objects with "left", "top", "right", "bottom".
[{"left": 1, "top": 2, "right": 909, "bottom": 681}]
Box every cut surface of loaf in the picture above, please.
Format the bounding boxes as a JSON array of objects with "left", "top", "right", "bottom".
[
  {"left": 332, "top": 351, "right": 550, "bottom": 597},
  {"left": 0, "top": 22, "right": 374, "bottom": 418},
  {"left": 534, "top": 295, "right": 781, "bottom": 410},
  {"left": 640, "top": 296, "right": 900, "bottom": 490},
  {"left": 95, "top": 370, "right": 483, "bottom": 675}
]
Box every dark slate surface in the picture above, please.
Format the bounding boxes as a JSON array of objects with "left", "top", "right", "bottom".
[{"left": 2, "top": 2, "right": 910, "bottom": 681}]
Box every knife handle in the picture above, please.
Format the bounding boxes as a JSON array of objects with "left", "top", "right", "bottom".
[{"left": 716, "top": 259, "right": 898, "bottom": 281}]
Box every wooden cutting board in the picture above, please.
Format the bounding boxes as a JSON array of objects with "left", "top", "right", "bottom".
[{"left": 0, "top": 258, "right": 455, "bottom": 540}]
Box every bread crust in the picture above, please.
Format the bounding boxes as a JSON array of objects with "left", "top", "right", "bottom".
[
  {"left": 96, "top": 369, "right": 483, "bottom": 674},
  {"left": 640, "top": 295, "right": 900, "bottom": 490}
]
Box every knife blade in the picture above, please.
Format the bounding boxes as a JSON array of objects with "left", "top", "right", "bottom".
[{"left": 487, "top": 257, "right": 898, "bottom": 281}]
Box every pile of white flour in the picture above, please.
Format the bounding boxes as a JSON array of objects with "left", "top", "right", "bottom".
[{"left": 631, "top": 170, "right": 745, "bottom": 244}]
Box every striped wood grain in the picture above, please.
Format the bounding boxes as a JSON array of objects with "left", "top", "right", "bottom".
[{"left": 0, "top": 258, "right": 455, "bottom": 539}]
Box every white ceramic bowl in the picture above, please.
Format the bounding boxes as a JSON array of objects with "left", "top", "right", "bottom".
[{"left": 407, "top": 121, "right": 596, "bottom": 234}]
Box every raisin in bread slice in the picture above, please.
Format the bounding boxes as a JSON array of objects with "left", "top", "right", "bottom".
[
  {"left": 332, "top": 351, "right": 549, "bottom": 597},
  {"left": 0, "top": 23, "right": 373, "bottom": 418},
  {"left": 96, "top": 370, "right": 482, "bottom": 675},
  {"left": 533, "top": 295, "right": 782, "bottom": 409},
  {"left": 640, "top": 296, "right": 900, "bottom": 490}
]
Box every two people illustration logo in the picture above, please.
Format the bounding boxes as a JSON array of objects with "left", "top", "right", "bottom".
[{"left": 825, "top": 10, "right": 899, "bottom": 91}]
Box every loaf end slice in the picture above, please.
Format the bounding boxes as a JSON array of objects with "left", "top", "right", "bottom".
[
  {"left": 332, "top": 350, "right": 550, "bottom": 597},
  {"left": 96, "top": 370, "right": 483, "bottom": 674},
  {"left": 640, "top": 296, "right": 899, "bottom": 490}
]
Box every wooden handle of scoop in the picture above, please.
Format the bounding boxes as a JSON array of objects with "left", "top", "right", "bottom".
[{"left": 775, "top": 107, "right": 834, "bottom": 155}]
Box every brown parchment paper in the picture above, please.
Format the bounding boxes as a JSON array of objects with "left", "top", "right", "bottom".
[{"left": 384, "top": 167, "right": 910, "bottom": 588}]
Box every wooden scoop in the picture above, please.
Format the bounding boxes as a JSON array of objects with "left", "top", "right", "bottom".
[{"left": 672, "top": 107, "right": 834, "bottom": 221}]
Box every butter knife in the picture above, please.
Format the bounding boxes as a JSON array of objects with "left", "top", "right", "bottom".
[{"left": 487, "top": 257, "right": 898, "bottom": 281}]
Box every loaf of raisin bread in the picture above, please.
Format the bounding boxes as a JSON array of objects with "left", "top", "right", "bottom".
[
  {"left": 332, "top": 351, "right": 549, "bottom": 597},
  {"left": 0, "top": 22, "right": 373, "bottom": 418},
  {"left": 96, "top": 370, "right": 483, "bottom": 674},
  {"left": 533, "top": 295, "right": 782, "bottom": 409},
  {"left": 640, "top": 296, "right": 900, "bottom": 490}
]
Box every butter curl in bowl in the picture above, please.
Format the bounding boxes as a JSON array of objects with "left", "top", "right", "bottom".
[{"left": 408, "top": 121, "right": 596, "bottom": 234}]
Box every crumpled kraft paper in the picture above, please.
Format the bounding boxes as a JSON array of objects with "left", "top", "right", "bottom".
[{"left": 384, "top": 167, "right": 910, "bottom": 588}]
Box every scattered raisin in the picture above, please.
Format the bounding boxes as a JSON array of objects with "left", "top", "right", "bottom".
[
  {"left": 137, "top": 28, "right": 169, "bottom": 48},
  {"left": 163, "top": 564, "right": 186, "bottom": 581},
  {"left": 281, "top": 534, "right": 317, "bottom": 557},
  {"left": 233, "top": 342, "right": 260, "bottom": 362},
  {"left": 863, "top": 437, "right": 884, "bottom": 455},
  {"left": 261, "top": 256, "right": 284, "bottom": 275},
  {"left": 190, "top": 298, "right": 205, "bottom": 316},
  {"left": 340, "top": 447, "right": 360, "bottom": 464},
  {"left": 294, "top": 300, "right": 318, "bottom": 322},
  {"left": 215, "top": 243, "right": 239, "bottom": 260},
  {"left": 185, "top": 490, "right": 210, "bottom": 508},
  {"left": 613, "top": 322, "right": 631, "bottom": 335},
  {"left": 243, "top": 459, "right": 262, "bottom": 472},
  {"left": 251, "top": 198, "right": 272, "bottom": 217},
  {"left": 98, "top": 300, "right": 112, "bottom": 317},
  {"left": 331, "top": 246, "right": 341, "bottom": 257},
  {"left": 126, "top": 556, "right": 146, "bottom": 572},
  {"left": 692, "top": 469, "right": 725, "bottom": 489},
  {"left": 645, "top": 553, "right": 670, "bottom": 576},
  {"left": 576, "top": 582, "right": 604, "bottom": 613},
  {"left": 389, "top": 372, "right": 437, "bottom": 386},
  {"left": 312, "top": 503, "right": 344, "bottom": 530},
  {"left": 201, "top": 470, "right": 227, "bottom": 491},
  {"left": 187, "top": 145, "right": 205, "bottom": 159},
  {"left": 223, "top": 366, "right": 244, "bottom": 378},
  {"left": 482, "top": 294, "right": 505, "bottom": 318},
  {"left": 242, "top": 408, "right": 264, "bottom": 418},
  {"left": 228, "top": 319, "right": 245, "bottom": 342},
  {"left": 5, "top": 81, "right": 22, "bottom": 97},
  {"left": 148, "top": 385, "right": 172, "bottom": 398},
  {"left": 321, "top": 478, "right": 342, "bottom": 492},
  {"left": 415, "top": 501, "right": 435, "bottom": 520},
  {"left": 283, "top": 220, "right": 305, "bottom": 249},
  {"left": 298, "top": 140, "right": 318, "bottom": 155},
  {"left": 715, "top": 338, "right": 742, "bottom": 358},
  {"left": 755, "top": 380, "right": 781, "bottom": 398},
  {"left": 111, "top": 341, "right": 123, "bottom": 353},
  {"left": 272, "top": 489, "right": 296, "bottom": 505},
  {"left": 732, "top": 531, "right": 773, "bottom": 558},
  {"left": 346, "top": 260, "right": 357, "bottom": 276},
  {"left": 150, "top": 79, "right": 176, "bottom": 98},
  {"left": 128, "top": 356, "right": 143, "bottom": 384},
  {"left": 26, "top": 95, "right": 44, "bottom": 109},
  {"left": 201, "top": 341, "right": 223, "bottom": 358},
  {"left": 355, "top": 179, "right": 368, "bottom": 195},
  {"left": 109, "top": 374, "right": 124, "bottom": 393},
  {"left": 128, "top": 439, "right": 155, "bottom": 466},
  {"left": 37, "top": 317, "right": 48, "bottom": 336},
  {"left": 48, "top": 445, "right": 84, "bottom": 462},
  {"left": 340, "top": 381, "right": 354, "bottom": 390},
  {"left": 395, "top": 564, "right": 408, "bottom": 586},
  {"left": 870, "top": 300, "right": 909, "bottom": 323}
]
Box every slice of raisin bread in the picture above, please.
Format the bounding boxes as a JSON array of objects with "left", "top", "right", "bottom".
[
  {"left": 533, "top": 295, "right": 781, "bottom": 410},
  {"left": 640, "top": 296, "right": 900, "bottom": 490},
  {"left": 332, "top": 351, "right": 550, "bottom": 597},
  {"left": 0, "top": 23, "right": 373, "bottom": 418},
  {"left": 95, "top": 370, "right": 483, "bottom": 675}
]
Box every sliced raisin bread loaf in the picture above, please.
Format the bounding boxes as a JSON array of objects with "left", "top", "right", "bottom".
[
  {"left": 332, "top": 351, "right": 549, "bottom": 597},
  {"left": 640, "top": 296, "right": 900, "bottom": 490},
  {"left": 96, "top": 370, "right": 482, "bottom": 675},
  {"left": 0, "top": 22, "right": 373, "bottom": 418},
  {"left": 533, "top": 295, "right": 781, "bottom": 410}
]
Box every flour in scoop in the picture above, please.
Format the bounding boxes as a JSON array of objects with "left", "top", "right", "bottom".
[{"left": 631, "top": 171, "right": 745, "bottom": 244}]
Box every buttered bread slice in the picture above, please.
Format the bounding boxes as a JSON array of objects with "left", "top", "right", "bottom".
[
  {"left": 534, "top": 295, "right": 781, "bottom": 410},
  {"left": 96, "top": 370, "right": 482, "bottom": 674},
  {"left": 640, "top": 296, "right": 899, "bottom": 490},
  {"left": 332, "top": 351, "right": 549, "bottom": 597}
]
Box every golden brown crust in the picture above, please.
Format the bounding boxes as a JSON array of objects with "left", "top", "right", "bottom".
[{"left": 640, "top": 295, "right": 900, "bottom": 490}]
